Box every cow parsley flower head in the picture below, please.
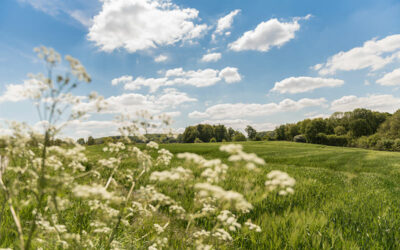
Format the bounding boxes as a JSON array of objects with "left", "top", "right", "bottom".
[
  {"left": 147, "top": 141, "right": 159, "bottom": 149},
  {"left": 265, "top": 170, "right": 296, "bottom": 195}
]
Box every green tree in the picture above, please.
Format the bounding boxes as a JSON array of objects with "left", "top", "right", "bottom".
[
  {"left": 245, "top": 125, "right": 257, "bottom": 140},
  {"left": 77, "top": 138, "right": 85, "bottom": 145},
  {"left": 305, "top": 119, "right": 327, "bottom": 143},
  {"left": 87, "top": 136, "right": 95, "bottom": 145},
  {"left": 232, "top": 132, "right": 246, "bottom": 141},
  {"left": 214, "top": 125, "right": 228, "bottom": 142},
  {"left": 182, "top": 126, "right": 200, "bottom": 143}
]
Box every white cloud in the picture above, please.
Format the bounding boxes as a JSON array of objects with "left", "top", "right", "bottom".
[
  {"left": 200, "top": 119, "right": 276, "bottom": 132},
  {"left": 76, "top": 88, "right": 196, "bottom": 115},
  {"left": 0, "top": 79, "right": 44, "bottom": 103},
  {"left": 68, "top": 9, "right": 93, "bottom": 27},
  {"left": 88, "top": 0, "right": 208, "bottom": 53},
  {"left": 201, "top": 52, "right": 222, "bottom": 62},
  {"left": 17, "top": 0, "right": 94, "bottom": 27},
  {"left": 304, "top": 112, "right": 330, "bottom": 119},
  {"left": 229, "top": 15, "right": 310, "bottom": 52},
  {"left": 189, "top": 98, "right": 326, "bottom": 119},
  {"left": 218, "top": 67, "right": 241, "bottom": 83},
  {"left": 154, "top": 54, "right": 168, "bottom": 63},
  {"left": 214, "top": 9, "right": 241, "bottom": 35},
  {"left": 376, "top": 68, "right": 400, "bottom": 86},
  {"left": 188, "top": 111, "right": 211, "bottom": 119},
  {"left": 114, "top": 66, "right": 242, "bottom": 92},
  {"left": 17, "top": 0, "right": 62, "bottom": 16},
  {"left": 315, "top": 34, "right": 400, "bottom": 75},
  {"left": 330, "top": 94, "right": 400, "bottom": 113},
  {"left": 271, "top": 76, "right": 344, "bottom": 94}
]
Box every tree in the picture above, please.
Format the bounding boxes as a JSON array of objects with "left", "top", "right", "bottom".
[
  {"left": 197, "top": 124, "right": 214, "bottom": 142},
  {"left": 232, "top": 132, "right": 246, "bottom": 141},
  {"left": 227, "top": 127, "right": 235, "bottom": 141},
  {"left": 77, "top": 138, "right": 85, "bottom": 145},
  {"left": 275, "top": 125, "right": 286, "bottom": 140},
  {"left": 182, "top": 126, "right": 200, "bottom": 143},
  {"left": 305, "top": 119, "right": 327, "bottom": 143},
  {"left": 334, "top": 126, "right": 347, "bottom": 136},
  {"left": 349, "top": 119, "right": 371, "bottom": 137},
  {"left": 245, "top": 125, "right": 257, "bottom": 140},
  {"left": 87, "top": 136, "right": 95, "bottom": 145},
  {"left": 214, "top": 125, "right": 228, "bottom": 142}
]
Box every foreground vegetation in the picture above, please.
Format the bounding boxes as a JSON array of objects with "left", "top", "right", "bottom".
[{"left": 2, "top": 46, "right": 400, "bottom": 249}]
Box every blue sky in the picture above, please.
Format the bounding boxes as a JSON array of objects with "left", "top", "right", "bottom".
[{"left": 1, "top": 0, "right": 400, "bottom": 138}]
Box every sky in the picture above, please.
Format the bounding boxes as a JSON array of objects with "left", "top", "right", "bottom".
[{"left": 1, "top": 0, "right": 400, "bottom": 138}]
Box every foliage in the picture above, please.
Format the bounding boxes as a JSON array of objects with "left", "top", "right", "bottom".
[
  {"left": 245, "top": 125, "right": 257, "bottom": 140},
  {"left": 293, "top": 134, "right": 306, "bottom": 143},
  {"left": 0, "top": 47, "right": 296, "bottom": 249}
]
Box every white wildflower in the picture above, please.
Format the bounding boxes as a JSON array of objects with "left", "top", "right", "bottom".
[
  {"left": 212, "top": 228, "right": 232, "bottom": 241},
  {"left": 265, "top": 170, "right": 296, "bottom": 195},
  {"left": 147, "top": 141, "right": 159, "bottom": 149},
  {"left": 150, "top": 167, "right": 193, "bottom": 182},
  {"left": 195, "top": 183, "right": 252, "bottom": 213},
  {"left": 245, "top": 219, "right": 262, "bottom": 232}
]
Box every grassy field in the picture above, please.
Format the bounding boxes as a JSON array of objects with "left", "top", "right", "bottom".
[
  {"left": 3, "top": 140, "right": 400, "bottom": 249},
  {"left": 85, "top": 141, "right": 400, "bottom": 249}
]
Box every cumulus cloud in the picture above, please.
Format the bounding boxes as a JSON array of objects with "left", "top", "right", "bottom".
[
  {"left": 330, "top": 94, "right": 400, "bottom": 113},
  {"left": 214, "top": 9, "right": 241, "bottom": 35},
  {"left": 218, "top": 67, "right": 241, "bottom": 83},
  {"left": 112, "top": 66, "right": 242, "bottom": 92},
  {"left": 229, "top": 15, "right": 310, "bottom": 52},
  {"left": 88, "top": 0, "right": 208, "bottom": 53},
  {"left": 200, "top": 119, "right": 276, "bottom": 132},
  {"left": 189, "top": 97, "right": 326, "bottom": 119},
  {"left": 76, "top": 88, "right": 196, "bottom": 115},
  {"left": 201, "top": 52, "right": 222, "bottom": 62},
  {"left": 0, "top": 79, "right": 44, "bottom": 103},
  {"left": 376, "top": 68, "right": 400, "bottom": 86},
  {"left": 154, "top": 54, "right": 168, "bottom": 63},
  {"left": 271, "top": 76, "right": 344, "bottom": 94},
  {"left": 315, "top": 34, "right": 400, "bottom": 75}
]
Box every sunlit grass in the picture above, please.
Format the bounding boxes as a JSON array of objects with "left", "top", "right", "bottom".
[{"left": 81, "top": 141, "right": 400, "bottom": 249}]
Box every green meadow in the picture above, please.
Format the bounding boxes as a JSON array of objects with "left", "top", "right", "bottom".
[{"left": 82, "top": 141, "right": 400, "bottom": 249}]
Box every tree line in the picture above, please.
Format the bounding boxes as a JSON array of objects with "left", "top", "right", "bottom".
[{"left": 272, "top": 108, "right": 400, "bottom": 151}]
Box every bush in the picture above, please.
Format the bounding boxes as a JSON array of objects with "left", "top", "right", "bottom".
[
  {"left": 210, "top": 137, "right": 217, "bottom": 143},
  {"left": 394, "top": 139, "right": 400, "bottom": 151},
  {"left": 376, "top": 138, "right": 395, "bottom": 151},
  {"left": 325, "top": 135, "right": 349, "bottom": 147},
  {"left": 232, "top": 133, "right": 246, "bottom": 142},
  {"left": 293, "top": 134, "right": 306, "bottom": 143},
  {"left": 194, "top": 138, "right": 203, "bottom": 143}
]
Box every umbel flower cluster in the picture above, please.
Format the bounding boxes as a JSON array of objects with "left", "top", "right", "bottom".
[{"left": 0, "top": 47, "right": 296, "bottom": 249}]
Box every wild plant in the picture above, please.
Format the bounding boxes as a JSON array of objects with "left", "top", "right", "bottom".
[{"left": 0, "top": 47, "right": 295, "bottom": 249}]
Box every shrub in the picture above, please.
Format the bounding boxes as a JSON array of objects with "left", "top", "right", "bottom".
[
  {"left": 210, "top": 137, "right": 217, "bottom": 143},
  {"left": 232, "top": 133, "right": 246, "bottom": 142},
  {"left": 394, "top": 139, "right": 400, "bottom": 151},
  {"left": 376, "top": 138, "right": 395, "bottom": 151},
  {"left": 194, "top": 137, "right": 203, "bottom": 143},
  {"left": 325, "top": 134, "right": 349, "bottom": 147},
  {"left": 293, "top": 134, "right": 306, "bottom": 143}
]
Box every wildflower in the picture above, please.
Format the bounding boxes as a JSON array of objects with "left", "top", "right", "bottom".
[
  {"left": 72, "top": 184, "right": 113, "bottom": 200},
  {"left": 212, "top": 228, "right": 232, "bottom": 241},
  {"left": 150, "top": 167, "right": 193, "bottom": 182},
  {"left": 217, "top": 210, "right": 241, "bottom": 232},
  {"left": 194, "top": 183, "right": 253, "bottom": 213},
  {"left": 156, "top": 148, "right": 173, "bottom": 166},
  {"left": 265, "top": 170, "right": 296, "bottom": 195},
  {"left": 219, "top": 144, "right": 243, "bottom": 154},
  {"left": 146, "top": 141, "right": 159, "bottom": 149},
  {"left": 245, "top": 219, "right": 262, "bottom": 232}
]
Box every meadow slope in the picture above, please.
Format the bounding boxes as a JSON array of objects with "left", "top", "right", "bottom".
[{"left": 85, "top": 141, "right": 400, "bottom": 249}]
